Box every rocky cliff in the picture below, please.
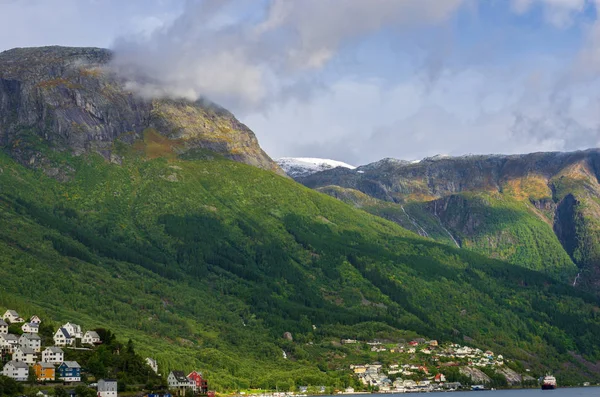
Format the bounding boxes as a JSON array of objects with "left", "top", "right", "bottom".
[
  {"left": 0, "top": 46, "right": 282, "bottom": 174},
  {"left": 298, "top": 150, "right": 600, "bottom": 290}
]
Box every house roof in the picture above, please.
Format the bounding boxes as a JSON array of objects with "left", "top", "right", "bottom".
[
  {"left": 2, "top": 333, "right": 19, "bottom": 341},
  {"left": 17, "top": 346, "right": 35, "bottom": 354},
  {"left": 85, "top": 331, "right": 100, "bottom": 338},
  {"left": 0, "top": 319, "right": 7, "bottom": 326},
  {"left": 61, "top": 361, "right": 81, "bottom": 368},
  {"left": 170, "top": 370, "right": 191, "bottom": 383},
  {"left": 23, "top": 322, "right": 39, "bottom": 329},
  {"left": 5, "top": 360, "right": 29, "bottom": 369},
  {"left": 44, "top": 347, "right": 64, "bottom": 353},
  {"left": 57, "top": 328, "right": 71, "bottom": 338},
  {"left": 37, "top": 362, "right": 55, "bottom": 369},
  {"left": 5, "top": 310, "right": 19, "bottom": 316},
  {"left": 21, "top": 332, "right": 41, "bottom": 340}
]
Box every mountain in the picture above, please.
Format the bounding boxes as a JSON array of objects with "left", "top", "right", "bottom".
[
  {"left": 297, "top": 150, "right": 600, "bottom": 290},
  {"left": 277, "top": 157, "right": 356, "bottom": 178},
  {"left": 0, "top": 47, "right": 600, "bottom": 388},
  {"left": 0, "top": 46, "right": 283, "bottom": 175}
]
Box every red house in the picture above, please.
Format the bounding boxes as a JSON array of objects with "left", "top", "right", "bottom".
[
  {"left": 409, "top": 340, "right": 419, "bottom": 346},
  {"left": 188, "top": 371, "right": 208, "bottom": 394}
]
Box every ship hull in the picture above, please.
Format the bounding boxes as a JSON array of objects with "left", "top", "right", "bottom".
[{"left": 541, "top": 384, "right": 556, "bottom": 390}]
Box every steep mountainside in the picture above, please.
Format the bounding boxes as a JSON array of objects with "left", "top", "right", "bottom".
[
  {"left": 298, "top": 151, "right": 600, "bottom": 289},
  {"left": 0, "top": 47, "right": 600, "bottom": 387},
  {"left": 0, "top": 46, "right": 282, "bottom": 175}
]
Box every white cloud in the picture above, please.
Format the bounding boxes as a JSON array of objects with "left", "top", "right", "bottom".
[
  {"left": 110, "top": 0, "right": 468, "bottom": 111},
  {"left": 511, "top": 0, "right": 589, "bottom": 27}
]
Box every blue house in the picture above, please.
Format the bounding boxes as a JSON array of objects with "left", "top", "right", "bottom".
[{"left": 57, "top": 361, "right": 81, "bottom": 382}]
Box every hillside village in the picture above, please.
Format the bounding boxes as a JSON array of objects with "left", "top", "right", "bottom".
[
  {"left": 340, "top": 338, "right": 537, "bottom": 393},
  {"left": 0, "top": 307, "right": 553, "bottom": 396},
  {"left": 0, "top": 309, "right": 214, "bottom": 397}
]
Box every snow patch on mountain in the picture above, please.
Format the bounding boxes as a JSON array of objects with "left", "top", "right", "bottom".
[{"left": 277, "top": 157, "right": 356, "bottom": 178}]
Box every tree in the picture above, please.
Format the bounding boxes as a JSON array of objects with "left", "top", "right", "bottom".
[
  {"left": 0, "top": 374, "right": 24, "bottom": 396},
  {"left": 53, "top": 386, "right": 67, "bottom": 397},
  {"left": 74, "top": 384, "right": 96, "bottom": 397},
  {"left": 27, "top": 366, "right": 37, "bottom": 386}
]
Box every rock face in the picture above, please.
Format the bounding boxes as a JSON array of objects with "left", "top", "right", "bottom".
[
  {"left": 459, "top": 367, "right": 491, "bottom": 383},
  {"left": 0, "top": 46, "right": 282, "bottom": 174},
  {"left": 297, "top": 150, "right": 600, "bottom": 290}
]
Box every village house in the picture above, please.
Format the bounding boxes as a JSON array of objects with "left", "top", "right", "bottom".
[
  {"left": 82, "top": 330, "right": 101, "bottom": 345},
  {"left": 188, "top": 371, "right": 208, "bottom": 393},
  {"left": 341, "top": 339, "right": 358, "bottom": 344},
  {"left": 57, "top": 361, "right": 81, "bottom": 382},
  {"left": 146, "top": 357, "right": 159, "bottom": 374},
  {"left": 22, "top": 322, "right": 39, "bottom": 333},
  {"left": 20, "top": 332, "right": 42, "bottom": 352},
  {"left": 34, "top": 362, "right": 56, "bottom": 381},
  {"left": 403, "top": 380, "right": 417, "bottom": 389},
  {"left": 0, "top": 319, "right": 8, "bottom": 334},
  {"left": 30, "top": 316, "right": 42, "bottom": 324},
  {"left": 434, "top": 374, "right": 446, "bottom": 382},
  {"left": 98, "top": 379, "right": 118, "bottom": 397},
  {"left": 13, "top": 346, "right": 37, "bottom": 365},
  {"left": 42, "top": 347, "right": 64, "bottom": 364},
  {"left": 2, "top": 310, "right": 24, "bottom": 324},
  {"left": 54, "top": 328, "right": 74, "bottom": 346},
  {"left": 0, "top": 333, "right": 20, "bottom": 352},
  {"left": 167, "top": 370, "right": 195, "bottom": 395},
  {"left": 61, "top": 323, "right": 83, "bottom": 339},
  {"left": 2, "top": 360, "right": 29, "bottom": 381}
]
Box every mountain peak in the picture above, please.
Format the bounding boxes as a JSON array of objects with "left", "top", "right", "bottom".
[
  {"left": 0, "top": 46, "right": 283, "bottom": 175},
  {"left": 277, "top": 157, "right": 355, "bottom": 178}
]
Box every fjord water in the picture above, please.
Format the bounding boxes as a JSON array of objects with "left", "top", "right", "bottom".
[{"left": 354, "top": 389, "right": 600, "bottom": 397}]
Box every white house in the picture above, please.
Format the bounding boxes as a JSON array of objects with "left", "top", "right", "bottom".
[
  {"left": 29, "top": 316, "right": 41, "bottom": 325},
  {"left": 82, "top": 330, "right": 101, "bottom": 345},
  {"left": 2, "top": 310, "right": 24, "bottom": 323},
  {"left": 2, "top": 360, "right": 29, "bottom": 381},
  {"left": 98, "top": 379, "right": 118, "bottom": 397},
  {"left": 0, "top": 333, "right": 20, "bottom": 352},
  {"left": 19, "top": 333, "right": 42, "bottom": 352},
  {"left": 61, "top": 323, "right": 83, "bottom": 339},
  {"left": 22, "top": 322, "right": 39, "bottom": 333},
  {"left": 167, "top": 370, "right": 194, "bottom": 393},
  {"left": 146, "top": 357, "right": 158, "bottom": 374},
  {"left": 13, "top": 346, "right": 37, "bottom": 365},
  {"left": 42, "top": 347, "right": 64, "bottom": 364},
  {"left": 0, "top": 319, "right": 8, "bottom": 334},
  {"left": 54, "top": 328, "right": 74, "bottom": 347}
]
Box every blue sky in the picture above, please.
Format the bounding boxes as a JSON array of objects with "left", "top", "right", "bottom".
[{"left": 2, "top": 0, "right": 600, "bottom": 164}]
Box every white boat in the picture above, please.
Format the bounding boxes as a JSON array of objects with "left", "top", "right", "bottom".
[{"left": 541, "top": 375, "right": 557, "bottom": 390}]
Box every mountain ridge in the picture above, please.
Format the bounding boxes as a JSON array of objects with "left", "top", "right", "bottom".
[
  {"left": 296, "top": 148, "right": 600, "bottom": 289},
  {"left": 0, "top": 46, "right": 283, "bottom": 175}
]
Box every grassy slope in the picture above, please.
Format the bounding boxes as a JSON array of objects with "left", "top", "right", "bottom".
[
  {"left": 0, "top": 142, "right": 599, "bottom": 387},
  {"left": 318, "top": 185, "right": 577, "bottom": 280}
]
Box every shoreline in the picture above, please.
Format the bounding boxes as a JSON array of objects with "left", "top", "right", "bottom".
[{"left": 223, "top": 385, "right": 600, "bottom": 397}]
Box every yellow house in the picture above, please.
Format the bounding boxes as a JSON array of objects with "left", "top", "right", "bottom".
[{"left": 34, "top": 362, "right": 55, "bottom": 381}]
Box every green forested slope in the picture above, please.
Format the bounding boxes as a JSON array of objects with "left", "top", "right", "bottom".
[
  {"left": 0, "top": 142, "right": 600, "bottom": 387},
  {"left": 300, "top": 152, "right": 600, "bottom": 290}
]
